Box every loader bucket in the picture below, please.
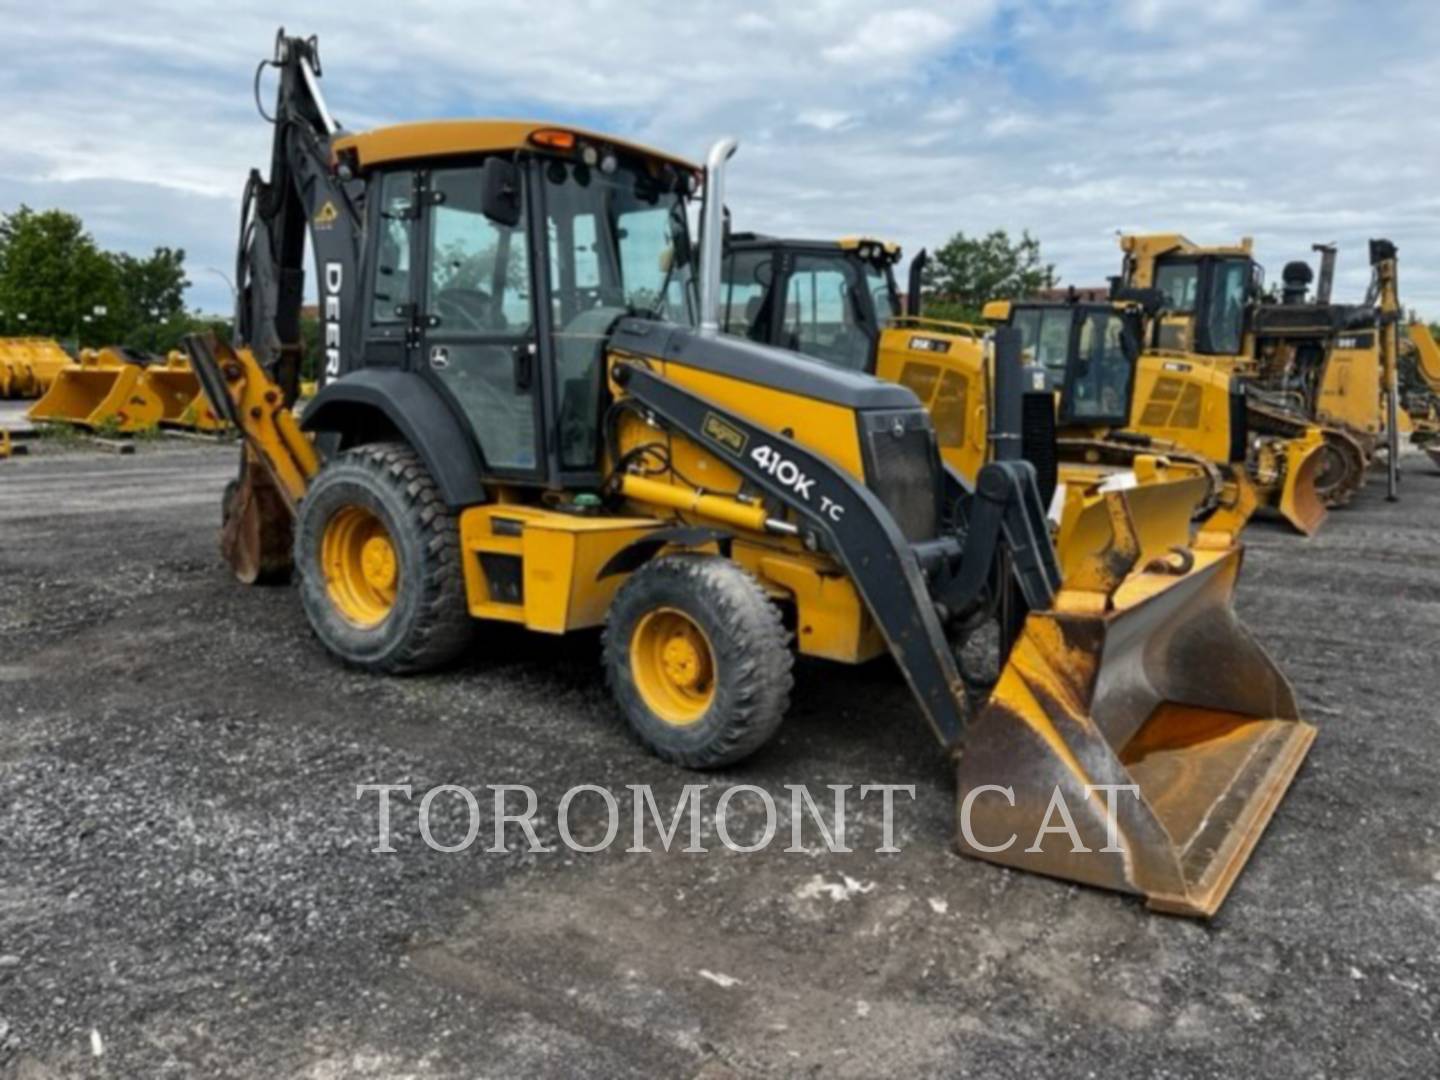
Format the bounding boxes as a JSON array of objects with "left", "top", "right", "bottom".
[
  {"left": 958, "top": 492, "right": 1314, "bottom": 917},
  {"left": 1277, "top": 436, "right": 1329, "bottom": 536},
  {"left": 27, "top": 363, "right": 163, "bottom": 432},
  {"left": 140, "top": 360, "right": 227, "bottom": 431}
]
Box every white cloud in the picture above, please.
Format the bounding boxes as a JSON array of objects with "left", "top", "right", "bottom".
[{"left": 0, "top": 0, "right": 1436, "bottom": 315}]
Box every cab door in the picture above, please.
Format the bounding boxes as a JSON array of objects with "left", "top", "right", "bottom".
[{"left": 417, "top": 162, "right": 544, "bottom": 479}]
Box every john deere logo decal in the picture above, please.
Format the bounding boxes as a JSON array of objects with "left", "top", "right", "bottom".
[
  {"left": 314, "top": 200, "right": 339, "bottom": 228},
  {"left": 702, "top": 412, "right": 747, "bottom": 456}
]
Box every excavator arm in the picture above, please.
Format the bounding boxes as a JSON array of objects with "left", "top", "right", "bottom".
[{"left": 236, "top": 29, "right": 364, "bottom": 402}]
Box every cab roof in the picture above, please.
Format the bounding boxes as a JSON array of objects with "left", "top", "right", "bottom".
[{"left": 332, "top": 120, "right": 699, "bottom": 172}]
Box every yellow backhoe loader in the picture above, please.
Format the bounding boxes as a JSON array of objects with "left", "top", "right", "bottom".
[
  {"left": 28, "top": 346, "right": 164, "bottom": 432},
  {"left": 0, "top": 337, "right": 73, "bottom": 399},
  {"left": 1117, "top": 234, "right": 1402, "bottom": 508},
  {"left": 189, "top": 30, "right": 1318, "bottom": 916}
]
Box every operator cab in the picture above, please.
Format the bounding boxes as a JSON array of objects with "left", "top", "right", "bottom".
[
  {"left": 1146, "top": 253, "right": 1258, "bottom": 356},
  {"left": 985, "top": 299, "right": 1141, "bottom": 426},
  {"left": 718, "top": 234, "right": 900, "bottom": 373},
  {"left": 332, "top": 121, "right": 701, "bottom": 491}
]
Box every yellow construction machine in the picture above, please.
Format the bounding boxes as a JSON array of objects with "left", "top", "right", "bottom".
[
  {"left": 188, "top": 30, "right": 1318, "bottom": 916},
  {"left": 1117, "top": 234, "right": 1402, "bottom": 510},
  {"left": 0, "top": 337, "right": 74, "bottom": 399}
]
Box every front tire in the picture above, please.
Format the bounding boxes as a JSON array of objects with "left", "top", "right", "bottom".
[
  {"left": 603, "top": 555, "right": 792, "bottom": 768},
  {"left": 294, "top": 442, "right": 472, "bottom": 673}
]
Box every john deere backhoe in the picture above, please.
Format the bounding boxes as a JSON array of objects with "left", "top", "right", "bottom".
[{"left": 189, "top": 30, "right": 1318, "bottom": 916}]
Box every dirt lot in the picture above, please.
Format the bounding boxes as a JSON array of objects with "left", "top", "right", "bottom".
[{"left": 0, "top": 442, "right": 1437, "bottom": 1078}]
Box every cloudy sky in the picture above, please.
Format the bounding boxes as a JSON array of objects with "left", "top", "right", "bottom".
[{"left": 1, "top": 0, "right": 1436, "bottom": 315}]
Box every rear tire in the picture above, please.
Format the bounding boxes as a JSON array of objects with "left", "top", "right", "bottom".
[
  {"left": 294, "top": 442, "right": 472, "bottom": 673},
  {"left": 603, "top": 555, "right": 792, "bottom": 768}
]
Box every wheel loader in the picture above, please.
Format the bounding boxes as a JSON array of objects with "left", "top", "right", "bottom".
[
  {"left": 189, "top": 30, "right": 1318, "bottom": 916},
  {"left": 720, "top": 233, "right": 1259, "bottom": 541},
  {"left": 1117, "top": 233, "right": 1403, "bottom": 509}
]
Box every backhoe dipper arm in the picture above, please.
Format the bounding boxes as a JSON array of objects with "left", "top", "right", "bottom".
[{"left": 237, "top": 30, "right": 364, "bottom": 403}]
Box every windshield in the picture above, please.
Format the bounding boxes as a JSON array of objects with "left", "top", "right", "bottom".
[
  {"left": 1154, "top": 260, "right": 1200, "bottom": 313},
  {"left": 542, "top": 159, "right": 695, "bottom": 469},
  {"left": 866, "top": 262, "right": 900, "bottom": 318},
  {"left": 542, "top": 160, "right": 695, "bottom": 326}
]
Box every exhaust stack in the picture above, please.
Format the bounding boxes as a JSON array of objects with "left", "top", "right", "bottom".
[{"left": 697, "top": 137, "right": 738, "bottom": 337}]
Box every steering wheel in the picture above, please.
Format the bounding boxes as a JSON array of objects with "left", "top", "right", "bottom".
[{"left": 435, "top": 288, "right": 501, "bottom": 333}]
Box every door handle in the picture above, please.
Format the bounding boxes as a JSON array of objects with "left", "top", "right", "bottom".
[{"left": 513, "top": 342, "right": 536, "bottom": 392}]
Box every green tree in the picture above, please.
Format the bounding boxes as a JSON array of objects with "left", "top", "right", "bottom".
[
  {"left": 0, "top": 206, "right": 125, "bottom": 344},
  {"left": 922, "top": 228, "right": 1057, "bottom": 323},
  {"left": 111, "top": 246, "right": 190, "bottom": 349}
]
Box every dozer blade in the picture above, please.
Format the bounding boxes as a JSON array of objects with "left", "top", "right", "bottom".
[
  {"left": 958, "top": 491, "right": 1314, "bottom": 917},
  {"left": 1055, "top": 468, "right": 1206, "bottom": 580},
  {"left": 27, "top": 363, "right": 163, "bottom": 432},
  {"left": 1277, "top": 436, "right": 1331, "bottom": 536}
]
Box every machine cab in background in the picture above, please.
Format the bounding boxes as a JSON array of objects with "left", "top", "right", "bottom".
[
  {"left": 339, "top": 122, "right": 700, "bottom": 490},
  {"left": 719, "top": 234, "right": 900, "bottom": 373},
  {"left": 984, "top": 299, "right": 1141, "bottom": 427}
]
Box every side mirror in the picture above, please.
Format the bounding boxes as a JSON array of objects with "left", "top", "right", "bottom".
[{"left": 479, "top": 158, "right": 522, "bottom": 228}]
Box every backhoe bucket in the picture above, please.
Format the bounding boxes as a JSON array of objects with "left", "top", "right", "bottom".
[
  {"left": 27, "top": 359, "right": 163, "bottom": 432},
  {"left": 1272, "top": 432, "right": 1331, "bottom": 535},
  {"left": 959, "top": 490, "right": 1314, "bottom": 917}
]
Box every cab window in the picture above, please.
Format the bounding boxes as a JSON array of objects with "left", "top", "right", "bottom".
[
  {"left": 721, "top": 250, "right": 774, "bottom": 339},
  {"left": 1155, "top": 260, "right": 1200, "bottom": 313},
  {"left": 780, "top": 254, "right": 872, "bottom": 372},
  {"left": 1011, "top": 306, "right": 1071, "bottom": 375},
  {"left": 1065, "top": 310, "right": 1132, "bottom": 422},
  {"left": 1204, "top": 259, "right": 1249, "bottom": 355},
  {"left": 371, "top": 171, "right": 414, "bottom": 324}
]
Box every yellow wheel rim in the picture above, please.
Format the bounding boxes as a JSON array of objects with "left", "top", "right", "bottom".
[
  {"left": 321, "top": 505, "right": 399, "bottom": 628},
  {"left": 631, "top": 607, "right": 716, "bottom": 726}
]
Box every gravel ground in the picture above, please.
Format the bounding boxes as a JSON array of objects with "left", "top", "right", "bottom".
[{"left": 0, "top": 443, "right": 1437, "bottom": 1078}]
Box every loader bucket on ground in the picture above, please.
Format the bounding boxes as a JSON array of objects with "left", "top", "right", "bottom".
[
  {"left": 0, "top": 338, "right": 74, "bottom": 398},
  {"left": 958, "top": 491, "right": 1314, "bottom": 917},
  {"left": 140, "top": 362, "right": 227, "bottom": 431},
  {"left": 27, "top": 364, "right": 163, "bottom": 432},
  {"left": 1277, "top": 436, "right": 1330, "bottom": 536}
]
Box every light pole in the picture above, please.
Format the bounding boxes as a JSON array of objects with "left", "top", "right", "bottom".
[{"left": 204, "top": 266, "right": 238, "bottom": 304}]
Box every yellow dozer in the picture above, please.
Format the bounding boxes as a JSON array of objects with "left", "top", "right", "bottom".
[
  {"left": 191, "top": 30, "right": 1318, "bottom": 916},
  {"left": 1117, "top": 234, "right": 1390, "bottom": 517},
  {"left": 0, "top": 337, "right": 74, "bottom": 398},
  {"left": 28, "top": 346, "right": 164, "bottom": 432}
]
